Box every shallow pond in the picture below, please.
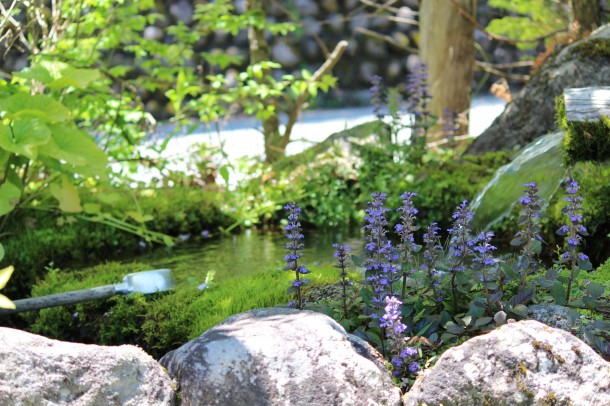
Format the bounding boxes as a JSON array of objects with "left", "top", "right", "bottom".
[{"left": 125, "top": 228, "right": 363, "bottom": 289}]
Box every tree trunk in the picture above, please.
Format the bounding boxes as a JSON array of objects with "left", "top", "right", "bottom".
[
  {"left": 571, "top": 0, "right": 600, "bottom": 35},
  {"left": 419, "top": 0, "right": 476, "bottom": 142},
  {"left": 245, "top": 0, "right": 284, "bottom": 163}
]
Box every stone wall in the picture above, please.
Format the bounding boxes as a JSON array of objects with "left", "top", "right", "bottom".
[{"left": 0, "top": 0, "right": 547, "bottom": 115}]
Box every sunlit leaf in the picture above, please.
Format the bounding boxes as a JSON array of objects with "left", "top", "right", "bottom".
[
  {"left": 0, "top": 117, "right": 52, "bottom": 159},
  {"left": 49, "top": 175, "right": 83, "bottom": 213},
  {"left": 127, "top": 211, "right": 154, "bottom": 223},
  {"left": 43, "top": 123, "right": 108, "bottom": 174},
  {"left": 6, "top": 93, "right": 70, "bottom": 122},
  {"left": 0, "top": 294, "right": 15, "bottom": 309},
  {"left": 0, "top": 181, "right": 22, "bottom": 217},
  {"left": 0, "top": 265, "right": 14, "bottom": 290}
]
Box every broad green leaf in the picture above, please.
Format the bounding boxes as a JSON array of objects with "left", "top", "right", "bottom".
[
  {"left": 0, "top": 265, "right": 14, "bottom": 290},
  {"left": 586, "top": 282, "right": 605, "bottom": 301},
  {"left": 578, "top": 258, "right": 593, "bottom": 271},
  {"left": 511, "top": 304, "right": 529, "bottom": 318},
  {"left": 13, "top": 64, "right": 54, "bottom": 84},
  {"left": 49, "top": 175, "right": 82, "bottom": 213},
  {"left": 0, "top": 243, "right": 4, "bottom": 262},
  {"left": 530, "top": 238, "right": 542, "bottom": 254},
  {"left": 0, "top": 294, "right": 14, "bottom": 309},
  {"left": 475, "top": 316, "right": 494, "bottom": 328},
  {"left": 15, "top": 60, "right": 100, "bottom": 90},
  {"left": 49, "top": 67, "right": 100, "bottom": 90},
  {"left": 219, "top": 165, "right": 230, "bottom": 185},
  {"left": 550, "top": 282, "right": 566, "bottom": 305},
  {"left": 6, "top": 93, "right": 70, "bottom": 122},
  {"left": 0, "top": 118, "right": 52, "bottom": 159},
  {"left": 127, "top": 211, "right": 154, "bottom": 223},
  {"left": 97, "top": 192, "right": 122, "bottom": 205},
  {"left": 83, "top": 203, "right": 102, "bottom": 214},
  {"left": 43, "top": 123, "right": 108, "bottom": 173},
  {"left": 0, "top": 181, "right": 22, "bottom": 216}
]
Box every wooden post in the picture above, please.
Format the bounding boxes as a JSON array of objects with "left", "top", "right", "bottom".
[{"left": 420, "top": 0, "right": 476, "bottom": 142}]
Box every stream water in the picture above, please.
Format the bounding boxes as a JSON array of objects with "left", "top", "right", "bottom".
[{"left": 128, "top": 228, "right": 363, "bottom": 289}]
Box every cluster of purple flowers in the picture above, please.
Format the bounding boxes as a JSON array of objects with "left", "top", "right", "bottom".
[
  {"left": 380, "top": 296, "right": 420, "bottom": 377},
  {"left": 513, "top": 182, "right": 543, "bottom": 288},
  {"left": 556, "top": 178, "right": 592, "bottom": 301},
  {"left": 396, "top": 192, "right": 420, "bottom": 299},
  {"left": 369, "top": 75, "right": 387, "bottom": 119},
  {"left": 472, "top": 231, "right": 500, "bottom": 310},
  {"left": 284, "top": 203, "right": 310, "bottom": 309},
  {"left": 405, "top": 63, "right": 431, "bottom": 120},
  {"left": 362, "top": 193, "right": 400, "bottom": 319},
  {"left": 447, "top": 200, "right": 475, "bottom": 309}
]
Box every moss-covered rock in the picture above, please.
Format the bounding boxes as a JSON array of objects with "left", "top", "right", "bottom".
[
  {"left": 467, "top": 24, "right": 610, "bottom": 155},
  {"left": 556, "top": 92, "right": 610, "bottom": 165}
]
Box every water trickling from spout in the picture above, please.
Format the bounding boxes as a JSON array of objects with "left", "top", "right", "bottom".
[{"left": 470, "top": 131, "right": 566, "bottom": 231}]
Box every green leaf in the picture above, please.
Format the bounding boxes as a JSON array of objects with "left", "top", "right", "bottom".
[
  {"left": 474, "top": 316, "right": 493, "bottom": 328},
  {"left": 586, "top": 282, "right": 605, "bottom": 302},
  {"left": 510, "top": 236, "right": 525, "bottom": 246},
  {"left": 351, "top": 255, "right": 365, "bottom": 268},
  {"left": 0, "top": 181, "right": 22, "bottom": 216},
  {"left": 511, "top": 304, "right": 529, "bottom": 318},
  {"left": 0, "top": 243, "right": 4, "bottom": 262},
  {"left": 83, "top": 203, "right": 102, "bottom": 214},
  {"left": 49, "top": 175, "right": 83, "bottom": 213},
  {"left": 97, "top": 192, "right": 122, "bottom": 205},
  {"left": 219, "top": 165, "right": 230, "bottom": 185},
  {"left": 445, "top": 322, "right": 465, "bottom": 335},
  {"left": 6, "top": 93, "right": 70, "bottom": 122},
  {"left": 578, "top": 258, "right": 593, "bottom": 271},
  {"left": 0, "top": 265, "right": 14, "bottom": 290},
  {"left": 0, "top": 294, "right": 14, "bottom": 309},
  {"left": 0, "top": 117, "right": 52, "bottom": 159},
  {"left": 16, "top": 60, "right": 101, "bottom": 90},
  {"left": 127, "top": 211, "right": 154, "bottom": 223},
  {"left": 43, "top": 123, "right": 108, "bottom": 173},
  {"left": 550, "top": 282, "right": 566, "bottom": 305},
  {"left": 530, "top": 238, "right": 542, "bottom": 254}
]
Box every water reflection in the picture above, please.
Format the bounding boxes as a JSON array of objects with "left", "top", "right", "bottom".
[{"left": 127, "top": 228, "right": 363, "bottom": 288}]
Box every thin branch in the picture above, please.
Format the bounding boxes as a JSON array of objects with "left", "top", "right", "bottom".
[
  {"left": 448, "top": 0, "right": 569, "bottom": 45},
  {"left": 270, "top": 0, "right": 329, "bottom": 57},
  {"left": 473, "top": 62, "right": 530, "bottom": 82},
  {"left": 359, "top": 0, "right": 400, "bottom": 14},
  {"left": 355, "top": 26, "right": 419, "bottom": 54},
  {"left": 282, "top": 40, "right": 348, "bottom": 146},
  {"left": 476, "top": 60, "right": 534, "bottom": 69}
]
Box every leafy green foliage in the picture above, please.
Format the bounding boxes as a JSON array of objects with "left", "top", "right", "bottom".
[{"left": 487, "top": 0, "right": 570, "bottom": 50}]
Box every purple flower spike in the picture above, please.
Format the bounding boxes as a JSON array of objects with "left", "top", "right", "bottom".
[{"left": 284, "top": 202, "right": 310, "bottom": 309}]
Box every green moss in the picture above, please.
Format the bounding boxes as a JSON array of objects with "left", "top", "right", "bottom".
[
  {"left": 571, "top": 38, "right": 610, "bottom": 60},
  {"left": 532, "top": 340, "right": 566, "bottom": 364},
  {"left": 22, "top": 261, "right": 346, "bottom": 359},
  {"left": 556, "top": 94, "right": 610, "bottom": 165}
]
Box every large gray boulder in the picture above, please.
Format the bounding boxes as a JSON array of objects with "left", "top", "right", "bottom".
[
  {"left": 0, "top": 327, "right": 175, "bottom": 406},
  {"left": 160, "top": 307, "right": 401, "bottom": 406},
  {"left": 466, "top": 24, "right": 610, "bottom": 155},
  {"left": 404, "top": 320, "right": 610, "bottom": 406}
]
